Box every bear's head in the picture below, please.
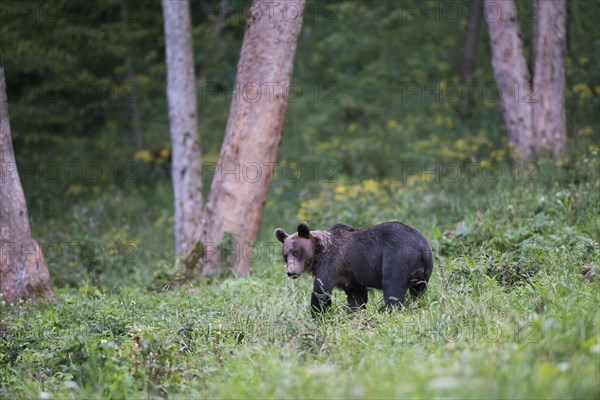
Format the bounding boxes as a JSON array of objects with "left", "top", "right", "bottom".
[{"left": 274, "top": 222, "right": 316, "bottom": 279}]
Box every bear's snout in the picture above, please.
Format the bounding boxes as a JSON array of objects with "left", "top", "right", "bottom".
[{"left": 287, "top": 272, "right": 299, "bottom": 279}]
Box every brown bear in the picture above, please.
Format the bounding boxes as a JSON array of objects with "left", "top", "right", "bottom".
[{"left": 274, "top": 221, "right": 433, "bottom": 314}]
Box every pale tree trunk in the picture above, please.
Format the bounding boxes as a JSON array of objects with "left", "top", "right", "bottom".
[
  {"left": 191, "top": 0, "right": 305, "bottom": 277},
  {"left": 485, "top": 0, "right": 567, "bottom": 159},
  {"left": 459, "top": 0, "right": 483, "bottom": 118},
  {"left": 0, "top": 63, "right": 55, "bottom": 306},
  {"left": 485, "top": 0, "right": 534, "bottom": 159},
  {"left": 162, "top": 0, "right": 203, "bottom": 255},
  {"left": 532, "top": 0, "right": 567, "bottom": 159}
]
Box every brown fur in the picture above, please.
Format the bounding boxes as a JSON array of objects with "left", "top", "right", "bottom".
[{"left": 275, "top": 221, "right": 433, "bottom": 314}]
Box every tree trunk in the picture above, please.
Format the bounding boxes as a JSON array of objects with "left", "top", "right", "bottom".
[
  {"left": 485, "top": 0, "right": 568, "bottom": 160},
  {"left": 162, "top": 0, "right": 203, "bottom": 255},
  {"left": 532, "top": 0, "right": 567, "bottom": 158},
  {"left": 194, "top": 0, "right": 305, "bottom": 277},
  {"left": 459, "top": 0, "right": 483, "bottom": 118},
  {"left": 485, "top": 0, "right": 534, "bottom": 159},
  {"left": 0, "top": 63, "right": 55, "bottom": 306}
]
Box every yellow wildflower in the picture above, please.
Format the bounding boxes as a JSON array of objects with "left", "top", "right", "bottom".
[
  {"left": 572, "top": 83, "right": 592, "bottom": 102},
  {"left": 491, "top": 149, "right": 506, "bottom": 161},
  {"left": 335, "top": 184, "right": 347, "bottom": 201},
  {"left": 347, "top": 123, "right": 358, "bottom": 134},
  {"left": 348, "top": 184, "right": 361, "bottom": 199},
  {"left": 134, "top": 150, "right": 152, "bottom": 163},
  {"left": 67, "top": 184, "right": 83, "bottom": 195},
  {"left": 154, "top": 215, "right": 165, "bottom": 228},
  {"left": 160, "top": 148, "right": 170, "bottom": 159},
  {"left": 362, "top": 179, "right": 379, "bottom": 194}
]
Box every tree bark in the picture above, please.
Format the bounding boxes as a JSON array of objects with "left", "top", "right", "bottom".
[
  {"left": 485, "top": 0, "right": 568, "bottom": 160},
  {"left": 459, "top": 0, "right": 483, "bottom": 118},
  {"left": 0, "top": 63, "right": 55, "bottom": 306},
  {"left": 162, "top": 0, "right": 203, "bottom": 255},
  {"left": 485, "top": 0, "right": 534, "bottom": 159},
  {"left": 532, "top": 0, "right": 567, "bottom": 159},
  {"left": 194, "top": 0, "right": 305, "bottom": 277}
]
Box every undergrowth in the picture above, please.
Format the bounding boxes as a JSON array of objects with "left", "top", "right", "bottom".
[{"left": 2, "top": 157, "right": 599, "bottom": 398}]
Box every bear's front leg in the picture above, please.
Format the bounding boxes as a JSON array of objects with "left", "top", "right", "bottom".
[{"left": 310, "top": 278, "right": 333, "bottom": 315}]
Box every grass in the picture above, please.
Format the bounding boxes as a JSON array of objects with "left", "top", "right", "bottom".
[
  {"left": 1, "top": 262, "right": 598, "bottom": 398},
  {"left": 1, "top": 158, "right": 599, "bottom": 399}
]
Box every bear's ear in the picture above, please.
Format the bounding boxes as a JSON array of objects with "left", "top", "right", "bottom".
[
  {"left": 274, "top": 228, "right": 288, "bottom": 243},
  {"left": 297, "top": 222, "right": 310, "bottom": 239}
]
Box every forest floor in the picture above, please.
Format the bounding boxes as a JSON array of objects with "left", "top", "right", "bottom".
[{"left": 1, "top": 158, "right": 599, "bottom": 399}]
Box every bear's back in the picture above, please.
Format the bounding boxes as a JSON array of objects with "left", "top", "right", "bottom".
[{"left": 329, "top": 223, "right": 359, "bottom": 233}]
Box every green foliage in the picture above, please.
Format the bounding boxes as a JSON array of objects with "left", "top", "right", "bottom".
[
  {"left": 1, "top": 1, "right": 599, "bottom": 397},
  {"left": 37, "top": 184, "right": 174, "bottom": 288},
  {"left": 1, "top": 229, "right": 599, "bottom": 398},
  {"left": 2, "top": 154, "right": 599, "bottom": 398},
  {"left": 1, "top": 0, "right": 164, "bottom": 138},
  {"left": 4, "top": 1, "right": 597, "bottom": 211}
]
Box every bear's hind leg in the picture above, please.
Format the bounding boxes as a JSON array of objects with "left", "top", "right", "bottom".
[
  {"left": 382, "top": 254, "right": 411, "bottom": 310},
  {"left": 346, "top": 286, "right": 368, "bottom": 310},
  {"left": 382, "top": 280, "right": 409, "bottom": 310},
  {"left": 409, "top": 279, "right": 428, "bottom": 296}
]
